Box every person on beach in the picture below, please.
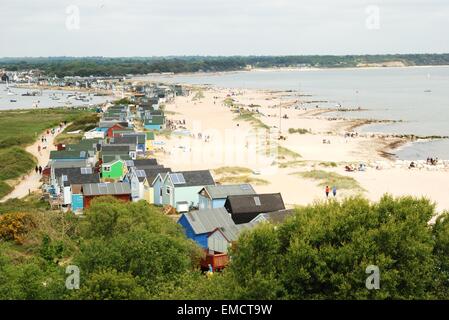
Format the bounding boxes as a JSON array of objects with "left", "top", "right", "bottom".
[
  {"left": 38, "top": 145, "right": 41, "bottom": 154},
  {"left": 35, "top": 166, "right": 39, "bottom": 174},
  {"left": 325, "top": 186, "right": 330, "bottom": 198},
  {"left": 332, "top": 186, "right": 337, "bottom": 197},
  {"left": 38, "top": 166, "right": 42, "bottom": 175}
]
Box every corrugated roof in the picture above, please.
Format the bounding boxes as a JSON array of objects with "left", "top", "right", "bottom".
[
  {"left": 102, "top": 155, "right": 131, "bottom": 164},
  {"left": 202, "top": 184, "right": 256, "bottom": 199},
  {"left": 82, "top": 182, "right": 131, "bottom": 196},
  {"left": 183, "top": 208, "right": 241, "bottom": 241},
  {"left": 50, "top": 159, "right": 89, "bottom": 168},
  {"left": 101, "top": 145, "right": 130, "bottom": 153},
  {"left": 54, "top": 167, "right": 100, "bottom": 185},
  {"left": 109, "top": 136, "right": 138, "bottom": 145},
  {"left": 50, "top": 150, "right": 89, "bottom": 160}
]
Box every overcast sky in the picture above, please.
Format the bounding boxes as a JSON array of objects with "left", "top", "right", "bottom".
[{"left": 1, "top": 0, "right": 448, "bottom": 57}]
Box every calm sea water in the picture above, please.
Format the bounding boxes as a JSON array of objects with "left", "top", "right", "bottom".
[
  {"left": 137, "top": 66, "right": 449, "bottom": 160},
  {"left": 0, "top": 84, "right": 112, "bottom": 111}
]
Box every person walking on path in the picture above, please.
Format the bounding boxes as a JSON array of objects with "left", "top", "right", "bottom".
[
  {"left": 325, "top": 185, "right": 330, "bottom": 198},
  {"left": 38, "top": 144, "right": 41, "bottom": 154},
  {"left": 332, "top": 186, "right": 337, "bottom": 198},
  {"left": 35, "top": 166, "right": 39, "bottom": 174},
  {"left": 38, "top": 166, "right": 42, "bottom": 175}
]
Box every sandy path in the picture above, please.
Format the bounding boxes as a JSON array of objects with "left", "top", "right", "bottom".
[{"left": 0, "top": 125, "right": 67, "bottom": 202}]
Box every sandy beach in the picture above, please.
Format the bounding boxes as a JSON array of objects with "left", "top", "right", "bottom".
[{"left": 152, "top": 86, "right": 449, "bottom": 213}]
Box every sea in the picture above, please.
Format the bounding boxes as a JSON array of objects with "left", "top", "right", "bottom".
[
  {"left": 135, "top": 66, "right": 449, "bottom": 160},
  {"left": 0, "top": 84, "right": 113, "bottom": 111}
]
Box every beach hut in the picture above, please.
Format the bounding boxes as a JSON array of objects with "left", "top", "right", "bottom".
[
  {"left": 152, "top": 171, "right": 170, "bottom": 205},
  {"left": 144, "top": 115, "right": 166, "bottom": 131},
  {"left": 160, "top": 170, "right": 215, "bottom": 210},
  {"left": 178, "top": 208, "right": 257, "bottom": 271},
  {"left": 106, "top": 123, "right": 127, "bottom": 138},
  {"left": 178, "top": 208, "right": 237, "bottom": 249},
  {"left": 82, "top": 182, "right": 131, "bottom": 209},
  {"left": 198, "top": 184, "right": 256, "bottom": 209},
  {"left": 224, "top": 193, "right": 286, "bottom": 224},
  {"left": 101, "top": 159, "right": 125, "bottom": 180}
]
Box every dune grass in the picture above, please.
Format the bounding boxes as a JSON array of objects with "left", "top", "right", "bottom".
[
  {"left": 288, "top": 128, "right": 311, "bottom": 134},
  {"left": 319, "top": 161, "right": 338, "bottom": 168},
  {"left": 294, "top": 170, "right": 364, "bottom": 191},
  {"left": 277, "top": 146, "right": 301, "bottom": 159},
  {"left": 192, "top": 90, "right": 205, "bottom": 101},
  {"left": 212, "top": 166, "right": 253, "bottom": 176},
  {"left": 216, "top": 175, "right": 270, "bottom": 186},
  {"left": 278, "top": 160, "right": 306, "bottom": 168},
  {"left": 224, "top": 97, "right": 235, "bottom": 107},
  {"left": 234, "top": 111, "right": 270, "bottom": 130},
  {"left": 54, "top": 133, "right": 84, "bottom": 145}
]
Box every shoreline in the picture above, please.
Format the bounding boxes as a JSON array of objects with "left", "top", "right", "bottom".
[
  {"left": 133, "top": 64, "right": 449, "bottom": 78},
  {"left": 156, "top": 86, "right": 449, "bottom": 212}
]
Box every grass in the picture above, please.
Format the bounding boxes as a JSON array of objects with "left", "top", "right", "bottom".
[
  {"left": 0, "top": 181, "right": 13, "bottom": 199},
  {"left": 288, "top": 128, "right": 310, "bottom": 134},
  {"left": 277, "top": 146, "right": 301, "bottom": 159},
  {"left": 0, "top": 147, "right": 37, "bottom": 181},
  {"left": 216, "top": 175, "right": 270, "bottom": 186},
  {"left": 54, "top": 133, "right": 84, "bottom": 145},
  {"left": 212, "top": 166, "right": 253, "bottom": 176},
  {"left": 0, "top": 108, "right": 92, "bottom": 199},
  {"left": 55, "top": 113, "right": 99, "bottom": 145},
  {"left": 278, "top": 160, "right": 306, "bottom": 168},
  {"left": 319, "top": 161, "right": 338, "bottom": 168},
  {"left": 293, "top": 170, "right": 364, "bottom": 191},
  {"left": 157, "top": 129, "right": 174, "bottom": 139},
  {"left": 224, "top": 98, "right": 235, "bottom": 107},
  {"left": 0, "top": 194, "right": 49, "bottom": 215},
  {"left": 234, "top": 111, "right": 270, "bottom": 130},
  {"left": 192, "top": 90, "right": 205, "bottom": 101},
  {"left": 0, "top": 108, "right": 91, "bottom": 149}
]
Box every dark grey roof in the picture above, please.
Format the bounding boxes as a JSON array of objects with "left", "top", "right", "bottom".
[
  {"left": 169, "top": 170, "right": 215, "bottom": 188},
  {"left": 224, "top": 193, "right": 286, "bottom": 224},
  {"left": 143, "top": 167, "right": 172, "bottom": 184},
  {"left": 49, "top": 150, "right": 89, "bottom": 160},
  {"left": 50, "top": 159, "right": 89, "bottom": 169},
  {"left": 109, "top": 136, "right": 138, "bottom": 145},
  {"left": 54, "top": 167, "right": 100, "bottom": 185},
  {"left": 99, "top": 121, "right": 128, "bottom": 128},
  {"left": 201, "top": 184, "right": 256, "bottom": 199},
  {"left": 181, "top": 208, "right": 240, "bottom": 241},
  {"left": 101, "top": 145, "right": 130, "bottom": 153},
  {"left": 82, "top": 182, "right": 131, "bottom": 196},
  {"left": 131, "top": 159, "right": 158, "bottom": 167}
]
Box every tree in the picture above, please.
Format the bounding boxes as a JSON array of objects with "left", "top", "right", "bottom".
[
  {"left": 225, "top": 195, "right": 440, "bottom": 299},
  {"left": 70, "top": 269, "right": 147, "bottom": 300}
]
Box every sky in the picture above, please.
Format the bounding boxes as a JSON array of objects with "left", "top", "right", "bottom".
[{"left": 1, "top": 0, "right": 448, "bottom": 57}]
